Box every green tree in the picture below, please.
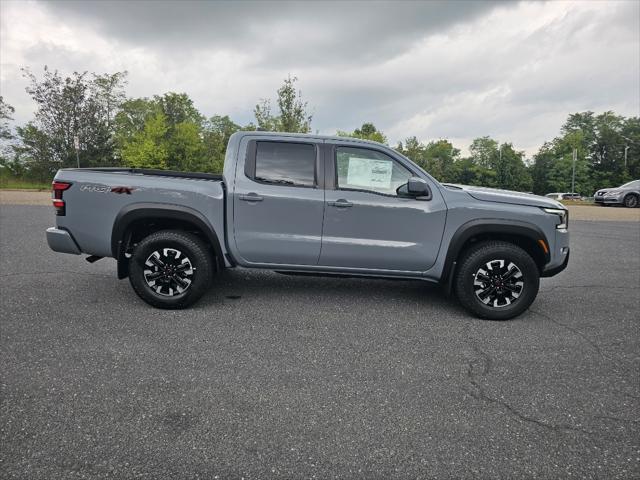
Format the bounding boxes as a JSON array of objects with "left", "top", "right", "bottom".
[
  {"left": 202, "top": 115, "right": 241, "bottom": 173},
  {"left": 154, "top": 92, "right": 203, "bottom": 128},
  {"left": 530, "top": 142, "right": 555, "bottom": 195},
  {"left": 467, "top": 137, "right": 531, "bottom": 191},
  {"left": 395, "top": 136, "right": 424, "bottom": 163},
  {"left": 167, "top": 121, "right": 205, "bottom": 172},
  {"left": 91, "top": 72, "right": 128, "bottom": 132},
  {"left": 469, "top": 137, "right": 499, "bottom": 169},
  {"left": 0, "top": 96, "right": 14, "bottom": 142},
  {"left": 13, "top": 123, "right": 57, "bottom": 182},
  {"left": 450, "top": 157, "right": 496, "bottom": 186},
  {"left": 620, "top": 116, "right": 640, "bottom": 179},
  {"left": 120, "top": 112, "right": 169, "bottom": 169},
  {"left": 254, "top": 75, "right": 312, "bottom": 133},
  {"left": 22, "top": 67, "right": 128, "bottom": 169},
  {"left": 114, "top": 93, "right": 213, "bottom": 172},
  {"left": 338, "top": 123, "right": 387, "bottom": 144},
  {"left": 423, "top": 139, "right": 459, "bottom": 183},
  {"left": 114, "top": 98, "right": 161, "bottom": 148},
  {"left": 0, "top": 97, "right": 15, "bottom": 167},
  {"left": 530, "top": 110, "right": 638, "bottom": 195},
  {"left": 396, "top": 137, "right": 460, "bottom": 184}
]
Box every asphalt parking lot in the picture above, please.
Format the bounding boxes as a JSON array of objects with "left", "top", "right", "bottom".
[{"left": 1, "top": 205, "right": 639, "bottom": 479}]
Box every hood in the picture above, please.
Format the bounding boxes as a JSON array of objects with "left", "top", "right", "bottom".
[{"left": 443, "top": 184, "right": 565, "bottom": 209}]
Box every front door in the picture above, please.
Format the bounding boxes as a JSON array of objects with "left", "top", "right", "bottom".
[
  {"left": 233, "top": 139, "right": 325, "bottom": 266},
  {"left": 319, "top": 145, "right": 446, "bottom": 272}
]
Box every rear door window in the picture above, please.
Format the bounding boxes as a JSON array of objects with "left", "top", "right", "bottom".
[{"left": 254, "top": 141, "right": 316, "bottom": 187}]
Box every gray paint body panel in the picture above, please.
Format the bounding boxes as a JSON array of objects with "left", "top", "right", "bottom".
[
  {"left": 319, "top": 140, "right": 446, "bottom": 272},
  {"left": 53, "top": 169, "right": 226, "bottom": 259},
  {"left": 230, "top": 135, "right": 325, "bottom": 265}
]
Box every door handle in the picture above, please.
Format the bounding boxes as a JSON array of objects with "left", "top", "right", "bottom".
[
  {"left": 239, "top": 193, "right": 264, "bottom": 202},
  {"left": 328, "top": 199, "right": 353, "bottom": 208}
]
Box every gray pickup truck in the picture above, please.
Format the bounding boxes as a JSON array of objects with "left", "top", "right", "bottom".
[{"left": 47, "top": 131, "right": 569, "bottom": 320}]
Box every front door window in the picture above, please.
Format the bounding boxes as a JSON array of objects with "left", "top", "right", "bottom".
[{"left": 336, "top": 146, "right": 412, "bottom": 196}]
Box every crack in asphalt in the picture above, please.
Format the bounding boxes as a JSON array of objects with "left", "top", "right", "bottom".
[
  {"left": 530, "top": 308, "right": 639, "bottom": 408},
  {"left": 529, "top": 309, "right": 630, "bottom": 375},
  {"left": 594, "top": 415, "right": 640, "bottom": 425},
  {"left": 464, "top": 344, "right": 594, "bottom": 436}
]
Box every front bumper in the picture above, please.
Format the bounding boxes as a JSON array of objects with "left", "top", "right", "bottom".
[
  {"left": 541, "top": 225, "right": 570, "bottom": 277},
  {"left": 46, "top": 227, "right": 81, "bottom": 255},
  {"left": 594, "top": 194, "right": 623, "bottom": 204},
  {"left": 542, "top": 247, "right": 569, "bottom": 277}
]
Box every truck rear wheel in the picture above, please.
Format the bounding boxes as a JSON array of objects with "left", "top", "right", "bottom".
[
  {"left": 454, "top": 241, "right": 539, "bottom": 320},
  {"left": 129, "top": 230, "right": 214, "bottom": 309}
]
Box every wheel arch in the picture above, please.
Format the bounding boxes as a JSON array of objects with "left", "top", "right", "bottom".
[
  {"left": 441, "top": 219, "right": 550, "bottom": 292},
  {"left": 111, "top": 203, "right": 225, "bottom": 279}
]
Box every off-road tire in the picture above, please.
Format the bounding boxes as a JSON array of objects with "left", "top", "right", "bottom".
[
  {"left": 454, "top": 241, "right": 540, "bottom": 320},
  {"left": 129, "top": 230, "right": 214, "bottom": 309}
]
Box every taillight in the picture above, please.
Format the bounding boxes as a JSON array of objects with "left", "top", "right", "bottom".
[{"left": 52, "top": 181, "right": 72, "bottom": 216}]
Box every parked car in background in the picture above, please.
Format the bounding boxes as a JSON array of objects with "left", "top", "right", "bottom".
[
  {"left": 545, "top": 192, "right": 582, "bottom": 201},
  {"left": 562, "top": 193, "right": 582, "bottom": 201},
  {"left": 594, "top": 180, "right": 640, "bottom": 207},
  {"left": 545, "top": 193, "right": 565, "bottom": 200}
]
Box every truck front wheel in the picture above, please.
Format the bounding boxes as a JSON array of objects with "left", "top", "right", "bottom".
[
  {"left": 454, "top": 241, "right": 540, "bottom": 320},
  {"left": 129, "top": 230, "right": 214, "bottom": 309}
]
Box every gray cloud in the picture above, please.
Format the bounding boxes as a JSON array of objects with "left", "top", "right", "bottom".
[
  {"left": 1, "top": 0, "right": 638, "bottom": 157},
  {"left": 40, "top": 0, "right": 502, "bottom": 65}
]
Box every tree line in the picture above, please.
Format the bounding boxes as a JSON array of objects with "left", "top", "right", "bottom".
[{"left": 1, "top": 67, "right": 638, "bottom": 194}]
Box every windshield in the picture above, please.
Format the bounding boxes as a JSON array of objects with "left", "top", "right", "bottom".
[{"left": 620, "top": 180, "right": 640, "bottom": 188}]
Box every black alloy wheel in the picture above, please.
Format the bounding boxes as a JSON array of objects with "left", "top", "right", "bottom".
[
  {"left": 129, "top": 230, "right": 214, "bottom": 309},
  {"left": 455, "top": 241, "right": 540, "bottom": 320},
  {"left": 473, "top": 259, "right": 525, "bottom": 308},
  {"left": 624, "top": 194, "right": 638, "bottom": 208}
]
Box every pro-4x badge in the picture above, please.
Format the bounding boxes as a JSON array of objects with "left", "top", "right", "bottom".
[
  {"left": 111, "top": 186, "right": 134, "bottom": 194},
  {"left": 80, "top": 184, "right": 136, "bottom": 194}
]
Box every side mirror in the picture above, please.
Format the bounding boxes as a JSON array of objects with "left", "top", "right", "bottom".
[{"left": 407, "top": 177, "right": 431, "bottom": 198}]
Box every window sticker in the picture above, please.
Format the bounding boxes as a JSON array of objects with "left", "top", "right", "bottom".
[{"left": 346, "top": 157, "right": 393, "bottom": 189}]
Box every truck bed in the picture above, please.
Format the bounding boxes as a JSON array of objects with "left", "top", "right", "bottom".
[{"left": 51, "top": 168, "right": 226, "bottom": 259}]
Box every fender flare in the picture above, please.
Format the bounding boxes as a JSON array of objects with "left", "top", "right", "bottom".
[
  {"left": 111, "top": 203, "right": 225, "bottom": 276},
  {"left": 440, "top": 218, "right": 551, "bottom": 288}
]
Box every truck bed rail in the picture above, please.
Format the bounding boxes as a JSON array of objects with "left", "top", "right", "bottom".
[{"left": 61, "top": 167, "right": 222, "bottom": 181}]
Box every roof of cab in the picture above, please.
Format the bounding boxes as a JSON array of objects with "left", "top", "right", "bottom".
[{"left": 231, "top": 130, "right": 386, "bottom": 147}]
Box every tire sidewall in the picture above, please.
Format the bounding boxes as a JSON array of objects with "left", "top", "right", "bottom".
[
  {"left": 624, "top": 194, "right": 638, "bottom": 208},
  {"left": 129, "top": 231, "right": 212, "bottom": 309},
  {"left": 456, "top": 242, "right": 540, "bottom": 320}
]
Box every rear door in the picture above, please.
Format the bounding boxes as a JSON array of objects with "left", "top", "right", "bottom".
[
  {"left": 232, "top": 138, "right": 325, "bottom": 266},
  {"left": 319, "top": 143, "right": 447, "bottom": 272}
]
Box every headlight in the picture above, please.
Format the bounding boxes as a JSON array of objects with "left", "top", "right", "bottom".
[
  {"left": 605, "top": 190, "right": 621, "bottom": 196},
  {"left": 542, "top": 207, "right": 568, "bottom": 229}
]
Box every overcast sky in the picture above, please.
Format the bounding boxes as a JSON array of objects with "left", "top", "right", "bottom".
[{"left": 1, "top": 0, "right": 638, "bottom": 156}]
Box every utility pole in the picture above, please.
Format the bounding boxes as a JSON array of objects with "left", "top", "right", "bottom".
[
  {"left": 73, "top": 136, "right": 80, "bottom": 168},
  {"left": 498, "top": 144, "right": 503, "bottom": 187},
  {"left": 571, "top": 148, "right": 577, "bottom": 194},
  {"left": 624, "top": 145, "right": 629, "bottom": 168}
]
